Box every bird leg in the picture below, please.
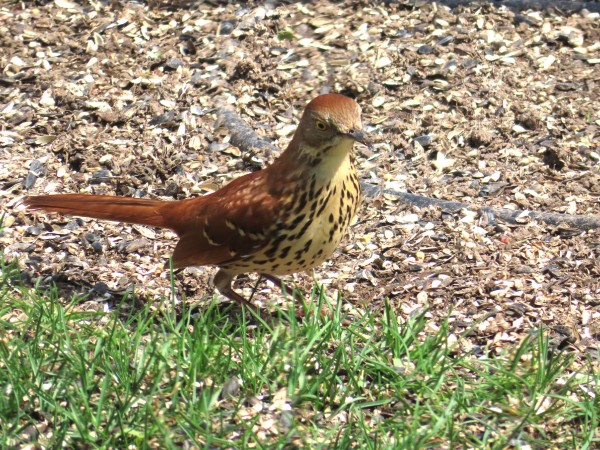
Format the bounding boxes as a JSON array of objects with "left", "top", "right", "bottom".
[
  {"left": 259, "top": 273, "right": 296, "bottom": 298},
  {"left": 214, "top": 269, "right": 301, "bottom": 321},
  {"left": 213, "top": 269, "right": 280, "bottom": 324},
  {"left": 213, "top": 269, "right": 257, "bottom": 310}
]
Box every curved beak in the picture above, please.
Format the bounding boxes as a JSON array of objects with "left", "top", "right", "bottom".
[{"left": 347, "top": 129, "right": 373, "bottom": 149}]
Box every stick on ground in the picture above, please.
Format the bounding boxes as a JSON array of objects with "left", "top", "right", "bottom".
[{"left": 216, "top": 107, "right": 600, "bottom": 231}]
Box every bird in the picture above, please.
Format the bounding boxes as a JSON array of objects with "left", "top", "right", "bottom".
[{"left": 24, "top": 93, "right": 369, "bottom": 313}]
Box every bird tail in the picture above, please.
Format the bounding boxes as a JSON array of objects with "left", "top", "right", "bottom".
[{"left": 24, "top": 194, "right": 174, "bottom": 230}]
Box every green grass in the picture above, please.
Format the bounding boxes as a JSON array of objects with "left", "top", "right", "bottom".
[{"left": 0, "top": 257, "right": 598, "bottom": 449}]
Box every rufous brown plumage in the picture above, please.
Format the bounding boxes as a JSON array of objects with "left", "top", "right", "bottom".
[{"left": 24, "top": 93, "right": 369, "bottom": 311}]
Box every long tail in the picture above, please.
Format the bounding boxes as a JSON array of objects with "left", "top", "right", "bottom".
[{"left": 24, "top": 194, "right": 174, "bottom": 229}]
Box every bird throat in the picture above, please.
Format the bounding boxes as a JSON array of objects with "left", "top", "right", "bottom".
[{"left": 296, "top": 138, "right": 355, "bottom": 181}]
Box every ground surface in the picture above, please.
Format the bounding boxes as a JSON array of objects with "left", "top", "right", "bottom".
[{"left": 1, "top": 1, "right": 599, "bottom": 356}]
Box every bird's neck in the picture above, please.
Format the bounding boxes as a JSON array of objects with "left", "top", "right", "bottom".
[{"left": 276, "top": 137, "right": 355, "bottom": 184}]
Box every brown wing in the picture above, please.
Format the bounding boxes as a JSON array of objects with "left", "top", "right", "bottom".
[{"left": 166, "top": 170, "right": 292, "bottom": 269}]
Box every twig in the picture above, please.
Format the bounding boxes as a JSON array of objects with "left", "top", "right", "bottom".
[
  {"left": 378, "top": 189, "right": 600, "bottom": 230},
  {"left": 216, "top": 107, "right": 600, "bottom": 231},
  {"left": 395, "top": 0, "right": 600, "bottom": 14},
  {"left": 215, "top": 109, "right": 277, "bottom": 159}
]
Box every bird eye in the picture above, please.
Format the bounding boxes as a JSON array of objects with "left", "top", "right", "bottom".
[{"left": 315, "top": 120, "right": 328, "bottom": 131}]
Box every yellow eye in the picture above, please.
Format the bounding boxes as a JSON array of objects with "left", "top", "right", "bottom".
[{"left": 316, "top": 120, "right": 328, "bottom": 131}]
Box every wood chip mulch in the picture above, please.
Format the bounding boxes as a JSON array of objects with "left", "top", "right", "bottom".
[{"left": 1, "top": 0, "right": 599, "bottom": 358}]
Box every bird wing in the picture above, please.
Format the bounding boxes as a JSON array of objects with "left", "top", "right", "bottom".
[{"left": 168, "top": 170, "right": 292, "bottom": 269}]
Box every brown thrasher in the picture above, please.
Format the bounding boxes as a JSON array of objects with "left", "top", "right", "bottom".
[{"left": 24, "top": 93, "right": 369, "bottom": 311}]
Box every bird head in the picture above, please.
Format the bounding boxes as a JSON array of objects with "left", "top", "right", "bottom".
[{"left": 294, "top": 93, "right": 371, "bottom": 157}]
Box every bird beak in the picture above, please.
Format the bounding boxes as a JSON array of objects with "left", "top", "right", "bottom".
[{"left": 347, "top": 129, "right": 373, "bottom": 149}]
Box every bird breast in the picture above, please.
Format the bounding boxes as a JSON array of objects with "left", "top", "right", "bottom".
[{"left": 226, "top": 154, "right": 361, "bottom": 276}]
